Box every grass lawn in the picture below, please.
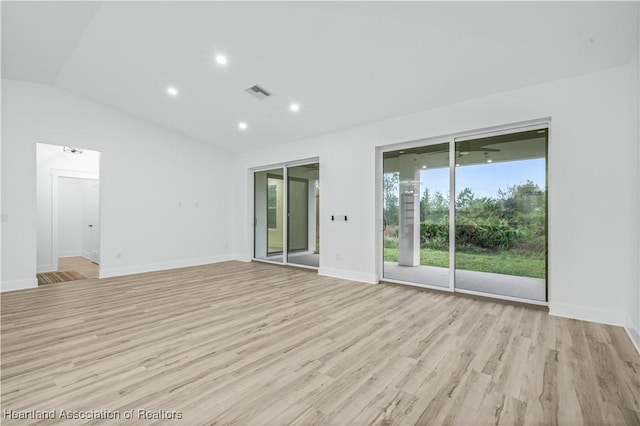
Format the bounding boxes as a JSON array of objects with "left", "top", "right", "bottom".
[{"left": 384, "top": 248, "right": 545, "bottom": 278}]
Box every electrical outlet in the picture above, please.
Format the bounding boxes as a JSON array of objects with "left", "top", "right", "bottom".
[
  {"left": 116, "top": 252, "right": 122, "bottom": 259},
  {"left": 335, "top": 254, "right": 340, "bottom": 261},
  {"left": 0, "top": 213, "right": 7, "bottom": 223}
]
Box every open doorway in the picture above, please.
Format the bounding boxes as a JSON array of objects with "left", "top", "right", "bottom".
[{"left": 36, "top": 143, "right": 101, "bottom": 285}]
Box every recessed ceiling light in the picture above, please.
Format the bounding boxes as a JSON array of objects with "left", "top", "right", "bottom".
[
  {"left": 238, "top": 122, "right": 248, "bottom": 130},
  {"left": 215, "top": 54, "right": 228, "bottom": 66},
  {"left": 166, "top": 86, "right": 179, "bottom": 97},
  {"left": 537, "top": 130, "right": 546, "bottom": 134},
  {"left": 487, "top": 159, "right": 493, "bottom": 163},
  {"left": 289, "top": 103, "right": 300, "bottom": 112},
  {"left": 422, "top": 165, "right": 427, "bottom": 169},
  {"left": 399, "top": 151, "right": 405, "bottom": 154},
  {"left": 456, "top": 163, "right": 460, "bottom": 167}
]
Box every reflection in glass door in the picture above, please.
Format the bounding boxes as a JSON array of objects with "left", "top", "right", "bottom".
[
  {"left": 254, "top": 162, "right": 319, "bottom": 268},
  {"left": 254, "top": 168, "right": 284, "bottom": 263},
  {"left": 454, "top": 129, "right": 547, "bottom": 301},
  {"left": 382, "top": 143, "right": 450, "bottom": 288}
]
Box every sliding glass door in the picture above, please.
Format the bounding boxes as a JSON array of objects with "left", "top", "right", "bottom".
[
  {"left": 383, "top": 143, "right": 450, "bottom": 287},
  {"left": 287, "top": 164, "right": 320, "bottom": 268},
  {"left": 454, "top": 129, "right": 547, "bottom": 301},
  {"left": 381, "top": 126, "right": 548, "bottom": 302},
  {"left": 254, "top": 162, "right": 320, "bottom": 268},
  {"left": 254, "top": 168, "right": 284, "bottom": 263}
]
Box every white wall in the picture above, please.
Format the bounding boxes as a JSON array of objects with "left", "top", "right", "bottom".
[
  {"left": 1, "top": 79, "right": 234, "bottom": 291},
  {"left": 627, "top": 34, "right": 640, "bottom": 351},
  {"left": 234, "top": 64, "right": 635, "bottom": 327},
  {"left": 36, "top": 143, "right": 100, "bottom": 271},
  {"left": 57, "top": 177, "right": 84, "bottom": 258}
]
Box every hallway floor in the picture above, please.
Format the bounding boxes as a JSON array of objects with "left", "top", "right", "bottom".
[{"left": 58, "top": 256, "right": 99, "bottom": 279}]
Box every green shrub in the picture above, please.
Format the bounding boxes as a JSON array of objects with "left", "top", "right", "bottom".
[
  {"left": 420, "top": 222, "right": 449, "bottom": 250},
  {"left": 419, "top": 220, "right": 520, "bottom": 252},
  {"left": 383, "top": 236, "right": 398, "bottom": 249},
  {"left": 456, "top": 222, "right": 517, "bottom": 251}
]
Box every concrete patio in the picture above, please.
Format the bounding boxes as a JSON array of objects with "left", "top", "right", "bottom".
[{"left": 383, "top": 262, "right": 545, "bottom": 301}]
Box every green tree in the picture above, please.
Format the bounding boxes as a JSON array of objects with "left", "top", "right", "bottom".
[
  {"left": 383, "top": 173, "right": 399, "bottom": 226},
  {"left": 431, "top": 191, "right": 449, "bottom": 213},
  {"left": 420, "top": 187, "right": 430, "bottom": 222},
  {"left": 456, "top": 187, "right": 474, "bottom": 210},
  {"left": 498, "top": 180, "right": 545, "bottom": 216}
]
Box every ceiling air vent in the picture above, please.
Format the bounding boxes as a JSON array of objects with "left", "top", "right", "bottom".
[{"left": 245, "top": 84, "right": 272, "bottom": 100}]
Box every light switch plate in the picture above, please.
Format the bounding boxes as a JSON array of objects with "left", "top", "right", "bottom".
[{"left": 1, "top": 213, "right": 8, "bottom": 222}]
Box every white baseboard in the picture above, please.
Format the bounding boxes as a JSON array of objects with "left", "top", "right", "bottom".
[
  {"left": 549, "top": 302, "right": 626, "bottom": 327},
  {"left": 59, "top": 250, "right": 83, "bottom": 257},
  {"left": 99, "top": 255, "right": 234, "bottom": 278},
  {"left": 37, "top": 264, "right": 57, "bottom": 273},
  {"left": 81, "top": 250, "right": 93, "bottom": 259},
  {"left": 625, "top": 315, "right": 640, "bottom": 355},
  {"left": 1, "top": 277, "right": 38, "bottom": 292},
  {"left": 234, "top": 254, "right": 253, "bottom": 262},
  {"left": 318, "top": 267, "right": 378, "bottom": 284}
]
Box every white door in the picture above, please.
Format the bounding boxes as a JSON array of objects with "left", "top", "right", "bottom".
[{"left": 83, "top": 181, "right": 100, "bottom": 263}]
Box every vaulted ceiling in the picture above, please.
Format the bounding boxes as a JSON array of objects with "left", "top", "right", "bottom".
[{"left": 2, "top": 1, "right": 638, "bottom": 153}]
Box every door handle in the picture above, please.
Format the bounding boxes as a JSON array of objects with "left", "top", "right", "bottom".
[{"left": 88, "top": 224, "right": 94, "bottom": 228}]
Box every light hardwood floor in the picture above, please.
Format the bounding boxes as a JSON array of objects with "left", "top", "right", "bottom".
[
  {"left": 58, "top": 256, "right": 99, "bottom": 279},
  {"left": 1, "top": 261, "right": 638, "bottom": 425}
]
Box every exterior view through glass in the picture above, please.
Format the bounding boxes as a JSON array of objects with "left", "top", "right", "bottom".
[
  {"left": 454, "top": 129, "right": 547, "bottom": 301},
  {"left": 383, "top": 142, "right": 450, "bottom": 287},
  {"left": 382, "top": 128, "right": 548, "bottom": 301}
]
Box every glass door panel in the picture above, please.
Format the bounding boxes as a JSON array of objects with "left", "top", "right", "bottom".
[
  {"left": 454, "top": 129, "right": 547, "bottom": 301},
  {"left": 254, "top": 168, "right": 284, "bottom": 263},
  {"left": 382, "top": 143, "right": 450, "bottom": 287},
  {"left": 287, "top": 163, "right": 319, "bottom": 268}
]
